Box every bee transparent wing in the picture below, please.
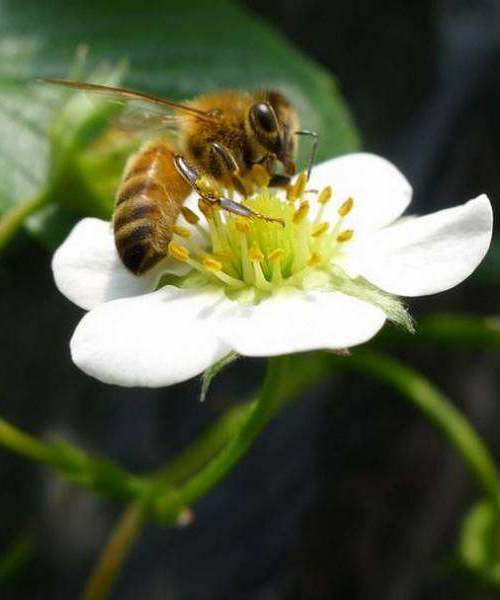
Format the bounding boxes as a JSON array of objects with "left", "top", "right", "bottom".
[{"left": 42, "top": 79, "right": 216, "bottom": 131}]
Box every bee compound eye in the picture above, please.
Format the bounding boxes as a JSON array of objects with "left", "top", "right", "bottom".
[{"left": 251, "top": 103, "right": 277, "bottom": 133}]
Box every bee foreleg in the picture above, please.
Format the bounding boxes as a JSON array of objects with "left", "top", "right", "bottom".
[{"left": 217, "top": 198, "right": 284, "bottom": 226}]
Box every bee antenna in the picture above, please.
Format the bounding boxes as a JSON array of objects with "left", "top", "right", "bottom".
[{"left": 295, "top": 130, "right": 319, "bottom": 182}]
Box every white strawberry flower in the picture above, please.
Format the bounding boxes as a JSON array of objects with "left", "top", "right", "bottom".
[{"left": 52, "top": 153, "right": 493, "bottom": 387}]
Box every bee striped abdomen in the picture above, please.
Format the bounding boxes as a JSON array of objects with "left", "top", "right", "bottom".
[{"left": 113, "top": 141, "right": 191, "bottom": 275}]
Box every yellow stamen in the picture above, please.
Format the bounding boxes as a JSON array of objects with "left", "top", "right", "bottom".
[
  {"left": 172, "top": 225, "right": 191, "bottom": 238},
  {"left": 311, "top": 222, "right": 329, "bottom": 237},
  {"left": 286, "top": 184, "right": 297, "bottom": 204},
  {"left": 338, "top": 197, "right": 354, "bottom": 217},
  {"left": 270, "top": 249, "right": 284, "bottom": 285},
  {"left": 293, "top": 172, "right": 307, "bottom": 200},
  {"left": 337, "top": 229, "right": 354, "bottom": 242},
  {"left": 181, "top": 207, "right": 199, "bottom": 224},
  {"left": 318, "top": 186, "right": 332, "bottom": 205},
  {"left": 168, "top": 241, "right": 189, "bottom": 262},
  {"left": 232, "top": 174, "right": 254, "bottom": 197},
  {"left": 293, "top": 200, "right": 309, "bottom": 223},
  {"left": 249, "top": 244, "right": 264, "bottom": 262},
  {"left": 268, "top": 248, "right": 285, "bottom": 262},
  {"left": 251, "top": 164, "right": 270, "bottom": 188},
  {"left": 307, "top": 252, "right": 322, "bottom": 268},
  {"left": 198, "top": 199, "right": 213, "bottom": 220},
  {"left": 235, "top": 219, "right": 250, "bottom": 234},
  {"left": 214, "top": 250, "right": 232, "bottom": 262},
  {"left": 202, "top": 257, "right": 223, "bottom": 272},
  {"left": 196, "top": 176, "right": 221, "bottom": 199}
]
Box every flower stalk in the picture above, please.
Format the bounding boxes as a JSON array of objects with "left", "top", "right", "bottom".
[{"left": 81, "top": 501, "right": 147, "bottom": 600}]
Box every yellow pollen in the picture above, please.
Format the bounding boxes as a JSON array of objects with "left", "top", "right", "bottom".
[
  {"left": 197, "top": 176, "right": 221, "bottom": 198},
  {"left": 318, "top": 186, "right": 332, "bottom": 205},
  {"left": 249, "top": 244, "right": 264, "bottom": 262},
  {"left": 172, "top": 225, "right": 191, "bottom": 238},
  {"left": 250, "top": 164, "right": 270, "bottom": 188},
  {"left": 198, "top": 199, "right": 213, "bottom": 220},
  {"left": 235, "top": 219, "right": 250, "bottom": 234},
  {"left": 268, "top": 248, "right": 285, "bottom": 262},
  {"left": 168, "top": 241, "right": 189, "bottom": 262},
  {"left": 203, "top": 257, "right": 223, "bottom": 272},
  {"left": 232, "top": 174, "right": 254, "bottom": 197},
  {"left": 181, "top": 207, "right": 199, "bottom": 224},
  {"left": 293, "top": 172, "right": 307, "bottom": 200},
  {"left": 215, "top": 250, "right": 232, "bottom": 261},
  {"left": 293, "top": 200, "right": 310, "bottom": 223},
  {"left": 338, "top": 197, "right": 354, "bottom": 217},
  {"left": 337, "top": 229, "right": 354, "bottom": 242},
  {"left": 307, "top": 252, "right": 322, "bottom": 268},
  {"left": 286, "top": 184, "right": 296, "bottom": 203},
  {"left": 311, "top": 222, "right": 329, "bottom": 237}
]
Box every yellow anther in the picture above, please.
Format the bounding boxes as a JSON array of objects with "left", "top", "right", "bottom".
[
  {"left": 168, "top": 241, "right": 189, "bottom": 262},
  {"left": 318, "top": 186, "right": 332, "bottom": 205},
  {"left": 203, "top": 257, "right": 223, "bottom": 272},
  {"left": 268, "top": 248, "right": 285, "bottom": 263},
  {"left": 338, "top": 197, "right": 354, "bottom": 217},
  {"left": 171, "top": 225, "right": 191, "bottom": 238},
  {"left": 196, "top": 176, "right": 221, "bottom": 199},
  {"left": 293, "top": 172, "right": 307, "bottom": 200},
  {"left": 249, "top": 244, "right": 264, "bottom": 262},
  {"left": 231, "top": 174, "right": 254, "bottom": 198},
  {"left": 311, "top": 222, "right": 329, "bottom": 237},
  {"left": 286, "top": 184, "right": 297, "bottom": 203},
  {"left": 181, "top": 207, "right": 199, "bottom": 224},
  {"left": 198, "top": 199, "right": 213, "bottom": 220},
  {"left": 337, "top": 229, "right": 354, "bottom": 242},
  {"left": 293, "top": 200, "right": 310, "bottom": 223},
  {"left": 215, "top": 251, "right": 232, "bottom": 261},
  {"left": 250, "top": 164, "right": 270, "bottom": 188},
  {"left": 235, "top": 219, "right": 250, "bottom": 234},
  {"left": 307, "top": 252, "right": 323, "bottom": 268}
]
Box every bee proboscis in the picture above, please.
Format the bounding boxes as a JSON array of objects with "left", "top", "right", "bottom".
[{"left": 44, "top": 79, "right": 318, "bottom": 275}]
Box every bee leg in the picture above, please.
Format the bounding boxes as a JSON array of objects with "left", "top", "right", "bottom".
[
  {"left": 174, "top": 154, "right": 283, "bottom": 226},
  {"left": 216, "top": 198, "right": 284, "bottom": 226}
]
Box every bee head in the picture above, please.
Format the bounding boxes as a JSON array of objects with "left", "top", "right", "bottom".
[{"left": 248, "top": 101, "right": 296, "bottom": 176}]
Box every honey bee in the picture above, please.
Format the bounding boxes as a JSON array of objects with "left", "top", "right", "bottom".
[{"left": 44, "top": 79, "right": 318, "bottom": 275}]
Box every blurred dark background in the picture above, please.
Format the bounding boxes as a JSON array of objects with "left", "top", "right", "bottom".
[{"left": 2, "top": 0, "right": 500, "bottom": 598}]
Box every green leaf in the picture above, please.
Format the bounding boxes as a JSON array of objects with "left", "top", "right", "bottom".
[{"left": 0, "top": 0, "right": 359, "bottom": 247}]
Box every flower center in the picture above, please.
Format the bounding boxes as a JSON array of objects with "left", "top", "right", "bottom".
[{"left": 166, "top": 169, "right": 356, "bottom": 303}]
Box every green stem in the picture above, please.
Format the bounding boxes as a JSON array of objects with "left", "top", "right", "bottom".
[
  {"left": 152, "top": 355, "right": 290, "bottom": 522},
  {"left": 80, "top": 501, "right": 147, "bottom": 600},
  {"left": 0, "top": 413, "right": 148, "bottom": 500},
  {"left": 0, "top": 415, "right": 55, "bottom": 464},
  {"left": 0, "top": 191, "right": 49, "bottom": 253},
  {"left": 338, "top": 350, "right": 500, "bottom": 512}
]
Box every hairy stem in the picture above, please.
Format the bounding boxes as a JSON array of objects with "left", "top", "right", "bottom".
[{"left": 152, "top": 355, "right": 290, "bottom": 522}]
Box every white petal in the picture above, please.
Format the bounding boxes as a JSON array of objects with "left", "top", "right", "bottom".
[
  {"left": 352, "top": 195, "right": 493, "bottom": 296},
  {"left": 70, "top": 286, "right": 230, "bottom": 387},
  {"left": 52, "top": 218, "right": 189, "bottom": 311},
  {"left": 219, "top": 290, "right": 386, "bottom": 356},
  {"left": 308, "top": 153, "right": 412, "bottom": 233}
]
